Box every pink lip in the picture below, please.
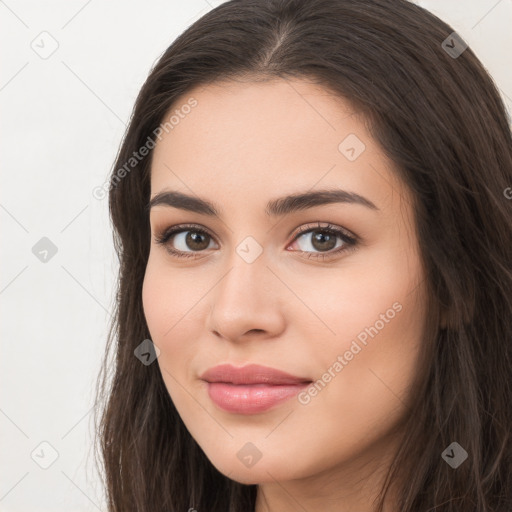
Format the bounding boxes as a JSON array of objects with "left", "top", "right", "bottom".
[{"left": 200, "top": 364, "right": 312, "bottom": 414}]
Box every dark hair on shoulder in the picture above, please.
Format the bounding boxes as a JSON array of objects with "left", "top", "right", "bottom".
[{"left": 94, "top": 1, "right": 512, "bottom": 510}]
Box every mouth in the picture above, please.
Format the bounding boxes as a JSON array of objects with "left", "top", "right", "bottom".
[{"left": 200, "top": 364, "right": 312, "bottom": 414}]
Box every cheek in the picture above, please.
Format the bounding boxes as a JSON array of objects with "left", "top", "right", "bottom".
[
  {"left": 288, "top": 277, "right": 425, "bottom": 472},
  {"left": 142, "top": 256, "right": 194, "bottom": 340},
  {"left": 142, "top": 259, "right": 192, "bottom": 384},
  {"left": 142, "top": 262, "right": 190, "bottom": 411},
  {"left": 142, "top": 261, "right": 170, "bottom": 337},
  {"left": 294, "top": 257, "right": 414, "bottom": 345},
  {"left": 297, "top": 247, "right": 426, "bottom": 411},
  {"left": 142, "top": 257, "right": 206, "bottom": 385},
  {"left": 305, "top": 236, "right": 425, "bottom": 349}
]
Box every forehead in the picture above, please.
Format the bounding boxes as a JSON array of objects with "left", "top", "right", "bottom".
[{"left": 149, "top": 78, "right": 408, "bottom": 216}]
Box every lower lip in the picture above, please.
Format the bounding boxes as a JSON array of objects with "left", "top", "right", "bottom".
[{"left": 205, "top": 382, "right": 310, "bottom": 414}]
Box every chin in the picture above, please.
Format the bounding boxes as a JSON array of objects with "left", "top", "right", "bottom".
[{"left": 207, "top": 452, "right": 302, "bottom": 485}]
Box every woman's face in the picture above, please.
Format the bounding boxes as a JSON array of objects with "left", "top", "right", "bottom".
[{"left": 143, "top": 78, "right": 427, "bottom": 490}]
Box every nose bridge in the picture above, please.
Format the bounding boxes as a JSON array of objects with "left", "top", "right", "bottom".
[
  {"left": 216, "top": 244, "right": 271, "bottom": 308},
  {"left": 207, "top": 241, "right": 283, "bottom": 339}
]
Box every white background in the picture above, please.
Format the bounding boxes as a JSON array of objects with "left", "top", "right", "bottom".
[{"left": 1, "top": 1, "right": 511, "bottom": 511}]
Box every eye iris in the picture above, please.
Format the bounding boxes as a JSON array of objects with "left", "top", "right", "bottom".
[
  {"left": 186, "top": 231, "right": 210, "bottom": 251},
  {"left": 311, "top": 230, "right": 337, "bottom": 251}
]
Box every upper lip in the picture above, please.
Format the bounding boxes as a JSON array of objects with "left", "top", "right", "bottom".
[{"left": 200, "top": 364, "right": 312, "bottom": 385}]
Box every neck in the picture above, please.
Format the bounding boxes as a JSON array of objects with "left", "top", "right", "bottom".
[{"left": 254, "top": 431, "right": 402, "bottom": 512}]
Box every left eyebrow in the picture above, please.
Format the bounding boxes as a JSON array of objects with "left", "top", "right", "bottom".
[{"left": 146, "top": 188, "right": 379, "bottom": 217}]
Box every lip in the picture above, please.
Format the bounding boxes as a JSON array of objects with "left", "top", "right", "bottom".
[
  {"left": 200, "top": 363, "right": 311, "bottom": 385},
  {"left": 200, "top": 364, "right": 312, "bottom": 414}
]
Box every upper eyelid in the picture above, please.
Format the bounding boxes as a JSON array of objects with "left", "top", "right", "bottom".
[{"left": 294, "top": 222, "right": 356, "bottom": 238}]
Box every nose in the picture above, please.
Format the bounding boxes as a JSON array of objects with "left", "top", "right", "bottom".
[{"left": 206, "top": 253, "right": 285, "bottom": 343}]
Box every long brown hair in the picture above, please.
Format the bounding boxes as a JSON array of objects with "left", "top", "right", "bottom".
[{"left": 94, "top": 0, "right": 512, "bottom": 510}]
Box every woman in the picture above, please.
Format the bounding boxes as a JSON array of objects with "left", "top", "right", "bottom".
[{"left": 94, "top": 0, "right": 512, "bottom": 510}]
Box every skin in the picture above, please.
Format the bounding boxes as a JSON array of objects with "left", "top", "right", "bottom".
[{"left": 142, "top": 77, "right": 428, "bottom": 512}]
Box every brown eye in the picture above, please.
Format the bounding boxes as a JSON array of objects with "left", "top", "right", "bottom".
[
  {"left": 301, "top": 230, "right": 339, "bottom": 252},
  {"left": 176, "top": 230, "right": 211, "bottom": 251},
  {"left": 154, "top": 225, "right": 217, "bottom": 258},
  {"left": 288, "top": 223, "right": 357, "bottom": 259}
]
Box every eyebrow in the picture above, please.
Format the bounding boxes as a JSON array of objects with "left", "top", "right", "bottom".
[{"left": 146, "top": 188, "right": 379, "bottom": 217}]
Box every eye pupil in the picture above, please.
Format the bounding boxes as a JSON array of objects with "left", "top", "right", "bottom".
[
  {"left": 312, "top": 231, "right": 337, "bottom": 251},
  {"left": 186, "top": 231, "right": 210, "bottom": 250}
]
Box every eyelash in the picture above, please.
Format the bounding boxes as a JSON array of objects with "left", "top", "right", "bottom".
[{"left": 153, "top": 222, "right": 358, "bottom": 261}]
